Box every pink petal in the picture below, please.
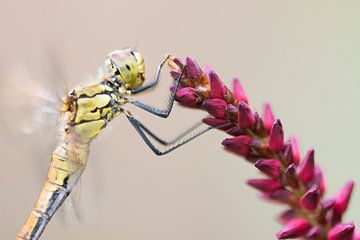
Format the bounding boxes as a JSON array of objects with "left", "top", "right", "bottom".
[
  {"left": 276, "top": 218, "right": 310, "bottom": 239},
  {"left": 185, "top": 57, "right": 201, "bottom": 80},
  {"left": 299, "top": 188, "right": 320, "bottom": 211},
  {"left": 263, "top": 102, "right": 275, "bottom": 133},
  {"left": 269, "top": 119, "right": 284, "bottom": 152},
  {"left": 237, "top": 101, "right": 255, "bottom": 129},
  {"left": 255, "top": 159, "right": 281, "bottom": 178},
  {"left": 290, "top": 136, "right": 300, "bottom": 165},
  {"left": 333, "top": 181, "right": 355, "bottom": 216},
  {"left": 328, "top": 222, "right": 355, "bottom": 240},
  {"left": 175, "top": 87, "right": 198, "bottom": 107},
  {"left": 209, "top": 71, "right": 226, "bottom": 99},
  {"left": 247, "top": 178, "right": 282, "bottom": 192},
  {"left": 222, "top": 135, "right": 252, "bottom": 156},
  {"left": 298, "top": 149, "right": 315, "bottom": 184},
  {"left": 232, "top": 78, "right": 248, "bottom": 103},
  {"left": 202, "top": 98, "right": 227, "bottom": 119}
]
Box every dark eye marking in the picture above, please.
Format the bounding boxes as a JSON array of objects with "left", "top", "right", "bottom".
[{"left": 125, "top": 64, "right": 131, "bottom": 71}]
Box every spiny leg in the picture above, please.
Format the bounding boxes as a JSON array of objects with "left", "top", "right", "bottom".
[
  {"left": 135, "top": 120, "right": 204, "bottom": 146},
  {"left": 129, "top": 60, "right": 186, "bottom": 118},
  {"left": 123, "top": 109, "right": 231, "bottom": 156}
]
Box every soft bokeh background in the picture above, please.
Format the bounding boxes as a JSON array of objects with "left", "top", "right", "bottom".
[{"left": 1, "top": 1, "right": 359, "bottom": 239}]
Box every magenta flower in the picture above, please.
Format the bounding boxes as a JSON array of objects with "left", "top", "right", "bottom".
[
  {"left": 327, "top": 222, "right": 355, "bottom": 240},
  {"left": 276, "top": 218, "right": 310, "bottom": 239},
  {"left": 168, "top": 56, "right": 356, "bottom": 239}
]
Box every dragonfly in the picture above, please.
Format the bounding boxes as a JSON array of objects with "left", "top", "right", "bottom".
[{"left": 16, "top": 48, "right": 230, "bottom": 240}]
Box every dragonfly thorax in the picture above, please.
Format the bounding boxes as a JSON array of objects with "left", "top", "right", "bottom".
[{"left": 105, "top": 48, "right": 145, "bottom": 91}]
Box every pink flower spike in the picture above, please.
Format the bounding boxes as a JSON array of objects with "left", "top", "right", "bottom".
[
  {"left": 290, "top": 136, "right": 300, "bottom": 165},
  {"left": 328, "top": 222, "right": 355, "bottom": 240},
  {"left": 202, "top": 98, "right": 227, "bottom": 119},
  {"left": 209, "top": 71, "right": 226, "bottom": 99},
  {"left": 276, "top": 218, "right": 310, "bottom": 239},
  {"left": 333, "top": 180, "right": 355, "bottom": 216},
  {"left": 232, "top": 78, "right": 248, "bottom": 103},
  {"left": 269, "top": 119, "right": 284, "bottom": 152},
  {"left": 222, "top": 135, "right": 252, "bottom": 156},
  {"left": 238, "top": 101, "right": 255, "bottom": 129},
  {"left": 185, "top": 57, "right": 201, "bottom": 80},
  {"left": 255, "top": 159, "right": 281, "bottom": 178},
  {"left": 247, "top": 179, "right": 282, "bottom": 192},
  {"left": 299, "top": 188, "right": 320, "bottom": 211},
  {"left": 175, "top": 87, "right": 198, "bottom": 107},
  {"left": 263, "top": 102, "right": 275, "bottom": 133},
  {"left": 298, "top": 148, "right": 315, "bottom": 184}
]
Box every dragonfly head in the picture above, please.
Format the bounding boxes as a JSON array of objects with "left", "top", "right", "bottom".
[{"left": 105, "top": 48, "right": 145, "bottom": 90}]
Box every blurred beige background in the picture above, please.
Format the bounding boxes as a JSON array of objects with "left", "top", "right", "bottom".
[{"left": 1, "top": 1, "right": 360, "bottom": 239}]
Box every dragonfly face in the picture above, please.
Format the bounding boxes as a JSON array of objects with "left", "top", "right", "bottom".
[{"left": 105, "top": 48, "right": 145, "bottom": 90}]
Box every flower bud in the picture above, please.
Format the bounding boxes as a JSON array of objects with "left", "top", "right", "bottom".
[
  {"left": 232, "top": 78, "right": 248, "bottom": 103},
  {"left": 278, "top": 209, "right": 297, "bottom": 224},
  {"left": 238, "top": 101, "right": 255, "bottom": 129},
  {"left": 175, "top": 87, "right": 198, "bottom": 107},
  {"left": 269, "top": 119, "right": 284, "bottom": 152},
  {"left": 290, "top": 136, "right": 300, "bottom": 165},
  {"left": 202, "top": 98, "right": 227, "bottom": 118},
  {"left": 276, "top": 218, "right": 310, "bottom": 239},
  {"left": 299, "top": 188, "right": 320, "bottom": 211},
  {"left": 333, "top": 181, "right": 355, "bottom": 217},
  {"left": 327, "top": 222, "right": 354, "bottom": 240},
  {"left": 247, "top": 178, "right": 282, "bottom": 192},
  {"left": 209, "top": 71, "right": 226, "bottom": 99},
  {"left": 263, "top": 102, "right": 275, "bottom": 133},
  {"left": 298, "top": 149, "right": 315, "bottom": 184},
  {"left": 255, "top": 159, "right": 281, "bottom": 178},
  {"left": 222, "top": 135, "right": 252, "bottom": 156},
  {"left": 185, "top": 57, "right": 201, "bottom": 81}
]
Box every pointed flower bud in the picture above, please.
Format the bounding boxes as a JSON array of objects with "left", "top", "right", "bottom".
[
  {"left": 278, "top": 209, "right": 297, "bottom": 224},
  {"left": 255, "top": 159, "right": 281, "bottom": 178},
  {"left": 232, "top": 78, "right": 248, "bottom": 103},
  {"left": 290, "top": 136, "right": 300, "bottom": 165},
  {"left": 263, "top": 102, "right": 275, "bottom": 133},
  {"left": 222, "top": 135, "right": 252, "bottom": 156},
  {"left": 238, "top": 101, "right": 255, "bottom": 129},
  {"left": 328, "top": 222, "right": 355, "bottom": 240},
  {"left": 247, "top": 179, "right": 282, "bottom": 192},
  {"left": 269, "top": 119, "right": 284, "bottom": 152},
  {"left": 185, "top": 57, "right": 201, "bottom": 80},
  {"left": 298, "top": 149, "right": 315, "bottom": 184},
  {"left": 299, "top": 188, "right": 320, "bottom": 211},
  {"left": 209, "top": 71, "right": 226, "bottom": 99},
  {"left": 333, "top": 181, "right": 355, "bottom": 216},
  {"left": 175, "top": 87, "right": 198, "bottom": 107},
  {"left": 202, "top": 117, "right": 229, "bottom": 127},
  {"left": 267, "top": 189, "right": 295, "bottom": 203},
  {"left": 313, "top": 166, "right": 326, "bottom": 195},
  {"left": 202, "top": 98, "right": 227, "bottom": 119},
  {"left": 276, "top": 218, "right": 310, "bottom": 239},
  {"left": 170, "top": 70, "right": 182, "bottom": 80}
]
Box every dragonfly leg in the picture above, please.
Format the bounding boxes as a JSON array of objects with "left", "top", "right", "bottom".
[
  {"left": 122, "top": 110, "right": 231, "bottom": 156},
  {"left": 135, "top": 120, "right": 204, "bottom": 146},
  {"left": 130, "top": 54, "right": 171, "bottom": 94},
  {"left": 128, "top": 60, "right": 185, "bottom": 118}
]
